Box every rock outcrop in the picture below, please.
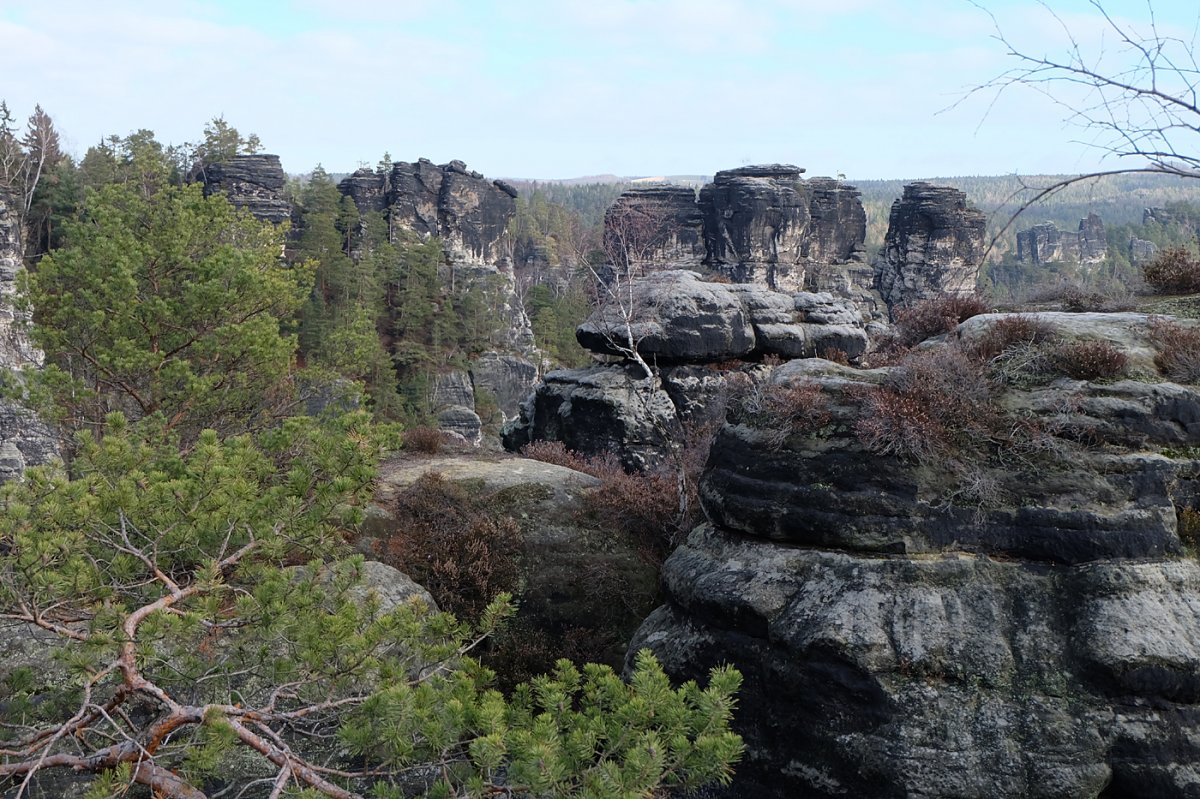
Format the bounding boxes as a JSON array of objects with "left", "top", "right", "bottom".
[
  {"left": 337, "top": 160, "right": 540, "bottom": 437},
  {"left": 198, "top": 154, "right": 291, "bottom": 226},
  {"left": 629, "top": 320, "right": 1200, "bottom": 798},
  {"left": 604, "top": 186, "right": 705, "bottom": 271},
  {"left": 875, "top": 182, "right": 986, "bottom": 314},
  {"left": 576, "top": 270, "right": 867, "bottom": 364},
  {"left": 1129, "top": 236, "right": 1159, "bottom": 265},
  {"left": 1016, "top": 213, "right": 1107, "bottom": 265},
  {"left": 698, "top": 166, "right": 874, "bottom": 308},
  {"left": 505, "top": 271, "right": 868, "bottom": 469},
  {"left": 0, "top": 189, "right": 57, "bottom": 484},
  {"left": 367, "top": 455, "right": 659, "bottom": 669}
]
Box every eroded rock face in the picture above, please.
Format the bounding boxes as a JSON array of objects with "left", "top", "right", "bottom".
[
  {"left": 698, "top": 166, "right": 871, "bottom": 301},
  {"left": 1130, "top": 237, "right": 1159, "bottom": 265},
  {"left": 0, "top": 190, "right": 57, "bottom": 484},
  {"left": 1015, "top": 214, "right": 1107, "bottom": 265},
  {"left": 501, "top": 365, "right": 682, "bottom": 471},
  {"left": 575, "top": 270, "right": 867, "bottom": 364},
  {"left": 198, "top": 154, "right": 291, "bottom": 226},
  {"left": 875, "top": 182, "right": 986, "bottom": 314},
  {"left": 630, "top": 340, "right": 1200, "bottom": 798},
  {"left": 605, "top": 186, "right": 705, "bottom": 271}
]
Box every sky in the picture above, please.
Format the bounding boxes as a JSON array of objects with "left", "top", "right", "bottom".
[{"left": 1, "top": 0, "right": 1197, "bottom": 181}]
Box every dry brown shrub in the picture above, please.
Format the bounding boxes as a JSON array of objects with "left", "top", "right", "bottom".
[
  {"left": 403, "top": 425, "right": 444, "bottom": 454},
  {"left": 518, "top": 440, "right": 591, "bottom": 472},
  {"left": 1143, "top": 246, "right": 1200, "bottom": 294},
  {"left": 381, "top": 472, "right": 521, "bottom": 621},
  {"left": 1179, "top": 507, "right": 1200, "bottom": 551},
  {"left": 1048, "top": 340, "right": 1129, "bottom": 381},
  {"left": 1023, "top": 280, "right": 1137, "bottom": 312},
  {"left": 817, "top": 345, "right": 851, "bottom": 365},
  {"left": 1148, "top": 317, "right": 1200, "bottom": 383},
  {"left": 893, "top": 294, "right": 990, "bottom": 348},
  {"left": 855, "top": 347, "right": 997, "bottom": 462},
  {"left": 971, "top": 315, "right": 1058, "bottom": 362}
]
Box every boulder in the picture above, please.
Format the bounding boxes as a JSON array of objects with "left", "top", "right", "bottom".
[
  {"left": 198, "top": 154, "right": 291, "bottom": 226},
  {"left": 875, "top": 182, "right": 985, "bottom": 313},
  {"left": 368, "top": 456, "right": 658, "bottom": 669},
  {"left": 576, "top": 270, "right": 868, "bottom": 364},
  {"left": 630, "top": 333, "right": 1200, "bottom": 797},
  {"left": 501, "top": 365, "right": 682, "bottom": 472}
]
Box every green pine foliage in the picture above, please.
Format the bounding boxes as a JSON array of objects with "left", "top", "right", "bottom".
[{"left": 1, "top": 124, "right": 743, "bottom": 799}]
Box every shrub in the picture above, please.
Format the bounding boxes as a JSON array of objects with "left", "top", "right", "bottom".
[
  {"left": 1143, "top": 245, "right": 1200, "bottom": 294},
  {"left": 381, "top": 472, "right": 521, "bottom": 620},
  {"left": 1179, "top": 507, "right": 1200, "bottom": 551},
  {"left": 855, "top": 347, "right": 997, "bottom": 462},
  {"left": 403, "top": 425, "right": 443, "bottom": 454},
  {"left": 893, "top": 294, "right": 990, "bottom": 348},
  {"left": 971, "top": 314, "right": 1058, "bottom": 362},
  {"left": 1022, "top": 280, "right": 1137, "bottom": 312},
  {"left": 1147, "top": 317, "right": 1200, "bottom": 383},
  {"left": 733, "top": 380, "right": 833, "bottom": 450},
  {"left": 1048, "top": 340, "right": 1128, "bottom": 381}
]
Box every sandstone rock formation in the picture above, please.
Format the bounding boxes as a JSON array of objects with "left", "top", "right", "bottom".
[
  {"left": 604, "top": 186, "right": 705, "bottom": 271},
  {"left": 576, "top": 270, "right": 867, "bottom": 364},
  {"left": 698, "top": 166, "right": 873, "bottom": 305},
  {"left": 367, "top": 455, "right": 659, "bottom": 668},
  {"left": 198, "top": 154, "right": 291, "bottom": 225},
  {"left": 875, "top": 182, "right": 986, "bottom": 313},
  {"left": 1016, "top": 213, "right": 1107, "bottom": 265},
  {"left": 629, "top": 321, "right": 1200, "bottom": 798},
  {"left": 0, "top": 189, "right": 57, "bottom": 484},
  {"left": 1129, "top": 236, "right": 1159, "bottom": 265},
  {"left": 505, "top": 271, "right": 868, "bottom": 469},
  {"left": 337, "top": 159, "right": 540, "bottom": 437}
]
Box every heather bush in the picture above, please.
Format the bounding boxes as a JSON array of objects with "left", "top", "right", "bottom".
[
  {"left": 381, "top": 471, "right": 521, "bottom": 620},
  {"left": 1143, "top": 245, "right": 1200, "bottom": 294},
  {"left": 403, "top": 424, "right": 444, "bottom": 454},
  {"left": 733, "top": 380, "right": 833, "bottom": 450},
  {"left": 893, "top": 294, "right": 990, "bottom": 348},
  {"left": 971, "top": 314, "right": 1059, "bottom": 362},
  {"left": 1021, "top": 279, "right": 1137, "bottom": 312},
  {"left": 1148, "top": 317, "right": 1200, "bottom": 383},
  {"left": 855, "top": 347, "right": 997, "bottom": 462},
  {"left": 1049, "top": 339, "right": 1129, "bottom": 381}
]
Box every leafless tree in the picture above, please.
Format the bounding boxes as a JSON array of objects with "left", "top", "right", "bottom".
[{"left": 960, "top": 0, "right": 1199, "bottom": 248}]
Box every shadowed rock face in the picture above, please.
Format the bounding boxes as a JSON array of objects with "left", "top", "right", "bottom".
[
  {"left": 199, "top": 154, "right": 291, "bottom": 226},
  {"left": 604, "top": 186, "right": 706, "bottom": 270},
  {"left": 699, "top": 166, "right": 869, "bottom": 296},
  {"left": 1016, "top": 214, "right": 1108, "bottom": 265},
  {"left": 629, "top": 330, "right": 1200, "bottom": 798},
  {"left": 875, "top": 182, "right": 986, "bottom": 314}
]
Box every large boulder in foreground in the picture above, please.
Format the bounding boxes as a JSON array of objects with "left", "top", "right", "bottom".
[{"left": 630, "top": 331, "right": 1200, "bottom": 798}]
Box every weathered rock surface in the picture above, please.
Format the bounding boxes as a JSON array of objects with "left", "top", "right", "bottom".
[
  {"left": 1079, "top": 212, "right": 1108, "bottom": 263},
  {"left": 1130, "top": 236, "right": 1159, "bottom": 265},
  {"left": 502, "top": 365, "right": 682, "bottom": 471},
  {"left": 1016, "top": 214, "right": 1107, "bottom": 265},
  {"left": 630, "top": 337, "right": 1200, "bottom": 798},
  {"left": 576, "top": 270, "right": 868, "bottom": 364},
  {"left": 368, "top": 456, "right": 658, "bottom": 668},
  {"left": 875, "top": 182, "right": 986, "bottom": 313},
  {"left": 0, "top": 190, "right": 57, "bottom": 485},
  {"left": 697, "top": 166, "right": 873, "bottom": 307},
  {"left": 469, "top": 352, "right": 540, "bottom": 421},
  {"left": 198, "top": 154, "right": 291, "bottom": 226},
  {"left": 604, "top": 186, "right": 705, "bottom": 271}
]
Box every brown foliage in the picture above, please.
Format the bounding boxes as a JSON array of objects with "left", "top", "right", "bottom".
[
  {"left": 1048, "top": 340, "right": 1129, "bottom": 381},
  {"left": 893, "top": 294, "right": 990, "bottom": 348},
  {"left": 403, "top": 425, "right": 444, "bottom": 454},
  {"left": 381, "top": 472, "right": 521, "bottom": 621},
  {"left": 1148, "top": 317, "right": 1200, "bottom": 383},
  {"left": 855, "top": 347, "right": 998, "bottom": 462},
  {"left": 971, "top": 315, "right": 1058, "bottom": 362},
  {"left": 1143, "top": 245, "right": 1200, "bottom": 294}
]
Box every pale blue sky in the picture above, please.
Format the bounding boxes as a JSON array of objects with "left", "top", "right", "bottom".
[{"left": 1, "top": 0, "right": 1197, "bottom": 180}]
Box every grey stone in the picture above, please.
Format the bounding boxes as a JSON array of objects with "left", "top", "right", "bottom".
[{"left": 198, "top": 154, "right": 291, "bottom": 226}]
